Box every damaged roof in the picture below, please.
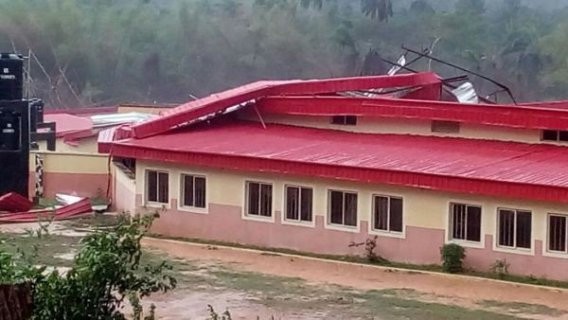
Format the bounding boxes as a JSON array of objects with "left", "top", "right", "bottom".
[{"left": 103, "top": 72, "right": 568, "bottom": 203}]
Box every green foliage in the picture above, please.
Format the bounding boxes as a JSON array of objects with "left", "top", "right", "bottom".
[
  {"left": 440, "top": 243, "right": 466, "bottom": 273},
  {"left": 0, "top": 214, "right": 176, "bottom": 319},
  {"left": 0, "top": 0, "right": 568, "bottom": 105}
]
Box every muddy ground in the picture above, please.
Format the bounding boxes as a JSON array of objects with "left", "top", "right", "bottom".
[{"left": 1, "top": 217, "right": 568, "bottom": 319}]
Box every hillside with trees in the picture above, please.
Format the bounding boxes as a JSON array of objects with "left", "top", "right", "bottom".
[{"left": 1, "top": 0, "right": 568, "bottom": 107}]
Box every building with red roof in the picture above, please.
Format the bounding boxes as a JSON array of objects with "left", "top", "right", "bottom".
[{"left": 102, "top": 73, "right": 568, "bottom": 280}]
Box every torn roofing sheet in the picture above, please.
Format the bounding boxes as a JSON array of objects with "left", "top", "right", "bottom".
[{"left": 128, "top": 73, "right": 442, "bottom": 138}]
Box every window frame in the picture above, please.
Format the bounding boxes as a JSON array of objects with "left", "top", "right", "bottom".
[
  {"left": 331, "top": 115, "right": 357, "bottom": 126},
  {"left": 448, "top": 202, "right": 482, "bottom": 243},
  {"left": 371, "top": 194, "right": 404, "bottom": 236},
  {"left": 178, "top": 172, "right": 208, "bottom": 213},
  {"left": 283, "top": 184, "right": 314, "bottom": 226},
  {"left": 326, "top": 188, "right": 359, "bottom": 231},
  {"left": 431, "top": 120, "right": 461, "bottom": 134},
  {"left": 547, "top": 213, "right": 568, "bottom": 255},
  {"left": 144, "top": 169, "right": 170, "bottom": 208},
  {"left": 243, "top": 180, "right": 274, "bottom": 222},
  {"left": 496, "top": 207, "right": 533, "bottom": 252},
  {"left": 541, "top": 130, "right": 568, "bottom": 142}
]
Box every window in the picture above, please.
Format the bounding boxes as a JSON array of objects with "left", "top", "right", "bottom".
[
  {"left": 373, "top": 195, "right": 403, "bottom": 233},
  {"left": 285, "top": 185, "right": 313, "bottom": 222},
  {"left": 181, "top": 174, "right": 206, "bottom": 209},
  {"left": 146, "top": 170, "right": 169, "bottom": 204},
  {"left": 498, "top": 208, "right": 532, "bottom": 249},
  {"left": 542, "top": 130, "right": 568, "bottom": 142},
  {"left": 331, "top": 115, "right": 357, "bottom": 126},
  {"left": 431, "top": 120, "right": 460, "bottom": 134},
  {"left": 329, "top": 190, "right": 358, "bottom": 227},
  {"left": 549, "top": 214, "right": 567, "bottom": 253},
  {"left": 450, "top": 203, "right": 481, "bottom": 242},
  {"left": 246, "top": 181, "right": 272, "bottom": 217}
]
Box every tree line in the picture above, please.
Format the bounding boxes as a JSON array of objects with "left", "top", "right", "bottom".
[{"left": 1, "top": 0, "right": 568, "bottom": 107}]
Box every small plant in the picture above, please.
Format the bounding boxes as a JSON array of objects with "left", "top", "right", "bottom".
[
  {"left": 440, "top": 243, "right": 466, "bottom": 273},
  {"left": 207, "top": 305, "right": 232, "bottom": 320},
  {"left": 490, "top": 259, "right": 510, "bottom": 279},
  {"left": 349, "top": 236, "right": 380, "bottom": 262}
]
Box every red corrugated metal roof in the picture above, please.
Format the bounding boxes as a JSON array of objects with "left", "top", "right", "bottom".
[
  {"left": 45, "top": 114, "right": 94, "bottom": 138},
  {"left": 109, "top": 120, "right": 568, "bottom": 203},
  {"left": 129, "top": 73, "right": 442, "bottom": 138},
  {"left": 256, "top": 95, "right": 568, "bottom": 130}
]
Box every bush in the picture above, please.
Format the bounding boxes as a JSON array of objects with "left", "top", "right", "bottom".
[
  {"left": 440, "top": 243, "right": 466, "bottom": 273},
  {"left": 0, "top": 214, "right": 176, "bottom": 319}
]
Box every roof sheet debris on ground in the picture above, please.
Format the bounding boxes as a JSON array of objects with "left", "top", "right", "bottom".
[
  {"left": 0, "top": 193, "right": 91, "bottom": 223},
  {"left": 0, "top": 192, "right": 33, "bottom": 213}
]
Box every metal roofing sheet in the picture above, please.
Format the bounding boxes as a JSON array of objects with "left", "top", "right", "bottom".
[
  {"left": 129, "top": 73, "right": 441, "bottom": 139},
  {"left": 256, "top": 96, "right": 568, "bottom": 131},
  {"left": 44, "top": 113, "right": 93, "bottom": 138},
  {"left": 114, "top": 120, "right": 568, "bottom": 189}
]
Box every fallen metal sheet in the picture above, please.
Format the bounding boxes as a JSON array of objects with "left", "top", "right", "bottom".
[
  {"left": 0, "top": 193, "right": 33, "bottom": 213},
  {"left": 55, "top": 193, "right": 83, "bottom": 206},
  {"left": 387, "top": 55, "right": 406, "bottom": 76},
  {"left": 91, "top": 112, "right": 156, "bottom": 128},
  {"left": 451, "top": 82, "right": 479, "bottom": 104},
  {"left": 0, "top": 197, "right": 91, "bottom": 223}
]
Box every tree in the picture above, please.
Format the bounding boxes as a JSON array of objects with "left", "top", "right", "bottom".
[
  {"left": 0, "top": 214, "right": 176, "bottom": 319},
  {"left": 361, "top": 0, "right": 393, "bottom": 21},
  {"left": 455, "top": 0, "right": 486, "bottom": 15},
  {"left": 409, "top": 0, "right": 435, "bottom": 16}
]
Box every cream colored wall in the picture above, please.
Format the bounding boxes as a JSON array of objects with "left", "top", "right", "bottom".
[
  {"left": 118, "top": 105, "right": 171, "bottom": 115},
  {"left": 136, "top": 160, "right": 568, "bottom": 244},
  {"left": 35, "top": 136, "right": 99, "bottom": 154},
  {"left": 241, "top": 113, "right": 542, "bottom": 144},
  {"left": 31, "top": 136, "right": 108, "bottom": 175},
  {"left": 30, "top": 151, "right": 108, "bottom": 174}
]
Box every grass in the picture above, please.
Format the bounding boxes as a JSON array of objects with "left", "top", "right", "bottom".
[
  {"left": 150, "top": 233, "right": 568, "bottom": 290},
  {"left": 479, "top": 300, "right": 564, "bottom": 317},
  {"left": 0, "top": 224, "right": 554, "bottom": 319},
  {"left": 355, "top": 290, "right": 522, "bottom": 320},
  {"left": 0, "top": 232, "right": 82, "bottom": 267},
  {"left": 176, "top": 262, "right": 525, "bottom": 320},
  {"left": 63, "top": 214, "right": 126, "bottom": 230}
]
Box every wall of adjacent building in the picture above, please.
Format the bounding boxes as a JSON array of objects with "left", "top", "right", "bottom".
[
  {"left": 112, "top": 163, "right": 136, "bottom": 214},
  {"left": 28, "top": 137, "right": 109, "bottom": 199},
  {"left": 240, "top": 113, "right": 545, "bottom": 144},
  {"left": 134, "top": 160, "right": 568, "bottom": 281}
]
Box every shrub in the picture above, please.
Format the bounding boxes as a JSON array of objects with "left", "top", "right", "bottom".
[
  {"left": 490, "top": 259, "right": 510, "bottom": 279},
  {"left": 349, "top": 236, "right": 380, "bottom": 262},
  {"left": 207, "top": 305, "right": 232, "bottom": 320},
  {"left": 440, "top": 243, "right": 466, "bottom": 273},
  {"left": 0, "top": 214, "right": 176, "bottom": 319}
]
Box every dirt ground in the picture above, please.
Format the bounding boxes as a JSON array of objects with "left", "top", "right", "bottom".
[
  {"left": 3, "top": 219, "right": 568, "bottom": 319},
  {"left": 143, "top": 238, "right": 568, "bottom": 320}
]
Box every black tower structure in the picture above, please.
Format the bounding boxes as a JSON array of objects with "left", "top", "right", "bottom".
[{"left": 0, "top": 53, "right": 29, "bottom": 197}]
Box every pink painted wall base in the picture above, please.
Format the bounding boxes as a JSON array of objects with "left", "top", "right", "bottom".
[
  {"left": 143, "top": 199, "right": 568, "bottom": 281},
  {"left": 28, "top": 172, "right": 109, "bottom": 199}
]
